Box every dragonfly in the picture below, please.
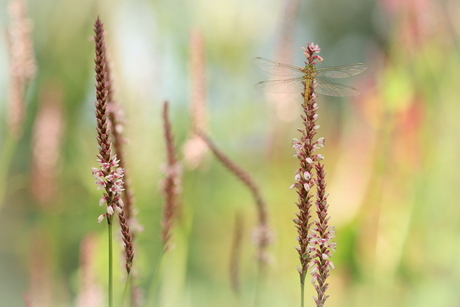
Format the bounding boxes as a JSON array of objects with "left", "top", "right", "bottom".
[{"left": 252, "top": 57, "right": 367, "bottom": 97}]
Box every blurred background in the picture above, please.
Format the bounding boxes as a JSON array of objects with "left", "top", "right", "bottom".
[{"left": 1, "top": 0, "right": 460, "bottom": 306}]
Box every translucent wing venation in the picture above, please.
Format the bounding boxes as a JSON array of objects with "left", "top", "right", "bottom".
[
  {"left": 251, "top": 57, "right": 305, "bottom": 77},
  {"left": 254, "top": 78, "right": 305, "bottom": 94},
  {"left": 316, "top": 63, "right": 367, "bottom": 78},
  {"left": 315, "top": 78, "right": 361, "bottom": 97}
]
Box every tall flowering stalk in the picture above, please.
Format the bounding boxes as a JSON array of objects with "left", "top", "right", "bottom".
[
  {"left": 92, "top": 17, "right": 134, "bottom": 306},
  {"left": 102, "top": 32, "right": 139, "bottom": 306},
  {"left": 198, "top": 132, "right": 271, "bottom": 306},
  {"left": 183, "top": 29, "right": 209, "bottom": 169},
  {"left": 291, "top": 43, "right": 336, "bottom": 307},
  {"left": 7, "top": 0, "right": 36, "bottom": 139},
  {"left": 105, "top": 56, "right": 137, "bottom": 226},
  {"left": 160, "top": 101, "right": 182, "bottom": 251},
  {"left": 30, "top": 86, "right": 63, "bottom": 208},
  {"left": 198, "top": 132, "right": 271, "bottom": 265}
]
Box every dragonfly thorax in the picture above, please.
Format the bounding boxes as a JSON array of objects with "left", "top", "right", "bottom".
[{"left": 303, "top": 64, "right": 317, "bottom": 79}]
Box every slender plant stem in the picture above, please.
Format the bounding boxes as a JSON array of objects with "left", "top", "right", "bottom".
[
  {"left": 300, "top": 280, "right": 305, "bottom": 307},
  {"left": 253, "top": 260, "right": 266, "bottom": 307},
  {"left": 0, "top": 134, "right": 15, "bottom": 210},
  {"left": 122, "top": 273, "right": 131, "bottom": 307},
  {"left": 108, "top": 217, "right": 113, "bottom": 307},
  {"left": 145, "top": 253, "right": 165, "bottom": 306}
]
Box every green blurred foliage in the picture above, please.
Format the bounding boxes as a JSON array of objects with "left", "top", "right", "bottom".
[{"left": 1, "top": 0, "right": 460, "bottom": 306}]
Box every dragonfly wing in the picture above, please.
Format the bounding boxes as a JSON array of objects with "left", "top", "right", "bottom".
[
  {"left": 316, "top": 63, "right": 367, "bottom": 78},
  {"left": 315, "top": 78, "right": 361, "bottom": 97},
  {"left": 251, "top": 57, "right": 305, "bottom": 77},
  {"left": 254, "top": 78, "right": 305, "bottom": 94}
]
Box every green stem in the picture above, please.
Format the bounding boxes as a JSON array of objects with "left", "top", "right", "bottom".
[
  {"left": 145, "top": 252, "right": 165, "bottom": 306},
  {"left": 300, "top": 276, "right": 305, "bottom": 307},
  {"left": 121, "top": 273, "right": 131, "bottom": 307},
  {"left": 0, "top": 134, "right": 15, "bottom": 211},
  {"left": 108, "top": 217, "right": 113, "bottom": 307},
  {"left": 253, "top": 260, "right": 266, "bottom": 307}
]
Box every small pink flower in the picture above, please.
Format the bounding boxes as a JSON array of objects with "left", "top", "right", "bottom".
[
  {"left": 110, "top": 184, "right": 123, "bottom": 194},
  {"left": 312, "top": 55, "right": 324, "bottom": 63},
  {"left": 316, "top": 137, "right": 325, "bottom": 148},
  {"left": 112, "top": 168, "right": 124, "bottom": 179},
  {"left": 311, "top": 274, "right": 318, "bottom": 284},
  {"left": 308, "top": 42, "right": 320, "bottom": 52},
  {"left": 107, "top": 206, "right": 114, "bottom": 215},
  {"left": 310, "top": 265, "right": 318, "bottom": 275},
  {"left": 111, "top": 157, "right": 120, "bottom": 166},
  {"left": 97, "top": 214, "right": 105, "bottom": 223},
  {"left": 99, "top": 197, "right": 107, "bottom": 206},
  {"left": 95, "top": 179, "right": 106, "bottom": 190},
  {"left": 313, "top": 154, "right": 324, "bottom": 161},
  {"left": 92, "top": 167, "right": 101, "bottom": 177},
  {"left": 101, "top": 162, "right": 110, "bottom": 170}
]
